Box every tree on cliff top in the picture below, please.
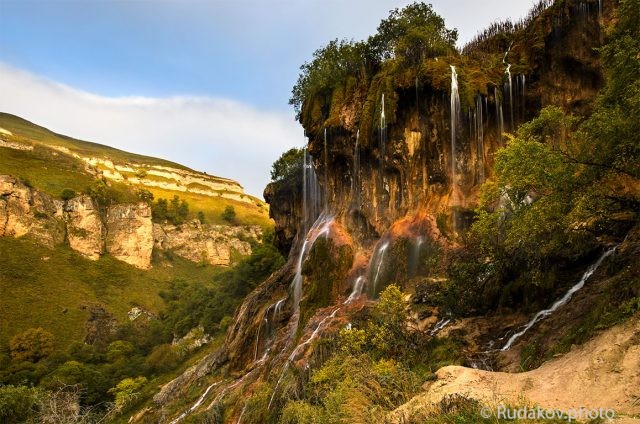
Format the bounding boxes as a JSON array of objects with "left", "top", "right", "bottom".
[
  {"left": 289, "top": 2, "right": 458, "bottom": 117},
  {"left": 270, "top": 148, "right": 304, "bottom": 182}
]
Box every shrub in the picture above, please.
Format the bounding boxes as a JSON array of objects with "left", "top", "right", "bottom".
[
  {"left": 9, "top": 328, "right": 55, "bottom": 362},
  {"left": 60, "top": 188, "right": 76, "bottom": 201},
  {"left": 221, "top": 205, "right": 236, "bottom": 223},
  {"left": 108, "top": 376, "right": 147, "bottom": 411},
  {"left": 0, "top": 385, "right": 39, "bottom": 422}
]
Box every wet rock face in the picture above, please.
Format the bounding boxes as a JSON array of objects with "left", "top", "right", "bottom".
[
  {"left": 264, "top": 177, "right": 303, "bottom": 256},
  {"left": 106, "top": 203, "right": 154, "bottom": 269}
]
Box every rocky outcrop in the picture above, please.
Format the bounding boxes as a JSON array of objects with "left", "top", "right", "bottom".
[
  {"left": 1, "top": 174, "right": 258, "bottom": 269},
  {"left": 0, "top": 175, "right": 65, "bottom": 247},
  {"left": 106, "top": 203, "right": 154, "bottom": 269},
  {"left": 264, "top": 176, "right": 302, "bottom": 256},
  {"left": 64, "top": 195, "right": 104, "bottom": 260},
  {"left": 153, "top": 221, "right": 261, "bottom": 266}
]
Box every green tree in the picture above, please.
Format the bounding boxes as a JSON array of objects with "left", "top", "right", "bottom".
[
  {"left": 9, "top": 328, "right": 54, "bottom": 362},
  {"left": 270, "top": 148, "right": 304, "bottom": 182},
  {"left": 371, "top": 2, "right": 458, "bottom": 64}
]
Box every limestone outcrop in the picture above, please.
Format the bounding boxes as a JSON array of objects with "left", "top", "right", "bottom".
[
  {"left": 0, "top": 174, "right": 255, "bottom": 269},
  {"left": 64, "top": 195, "right": 104, "bottom": 260},
  {"left": 153, "top": 221, "right": 261, "bottom": 267},
  {"left": 106, "top": 203, "right": 154, "bottom": 269}
]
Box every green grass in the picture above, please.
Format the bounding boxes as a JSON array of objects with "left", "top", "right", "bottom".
[
  {"left": 0, "top": 112, "right": 272, "bottom": 227},
  {"left": 0, "top": 113, "right": 193, "bottom": 172},
  {"left": 147, "top": 187, "right": 270, "bottom": 228},
  {"left": 0, "top": 143, "right": 97, "bottom": 199},
  {"left": 0, "top": 237, "right": 224, "bottom": 351}
]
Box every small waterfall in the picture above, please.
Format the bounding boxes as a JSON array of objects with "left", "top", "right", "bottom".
[
  {"left": 272, "top": 298, "right": 285, "bottom": 320},
  {"left": 450, "top": 65, "right": 460, "bottom": 184},
  {"left": 408, "top": 236, "right": 424, "bottom": 277},
  {"left": 503, "top": 45, "right": 514, "bottom": 131},
  {"left": 368, "top": 240, "right": 390, "bottom": 297},
  {"left": 351, "top": 130, "right": 360, "bottom": 206},
  {"left": 379, "top": 94, "right": 387, "bottom": 196},
  {"left": 501, "top": 246, "right": 617, "bottom": 351},
  {"left": 291, "top": 214, "right": 333, "bottom": 312},
  {"left": 323, "top": 128, "right": 329, "bottom": 211},
  {"left": 170, "top": 381, "right": 221, "bottom": 423},
  {"left": 253, "top": 317, "right": 268, "bottom": 361},
  {"left": 269, "top": 307, "right": 341, "bottom": 409},
  {"left": 475, "top": 95, "right": 485, "bottom": 182},
  {"left": 302, "top": 148, "right": 322, "bottom": 234},
  {"left": 344, "top": 276, "right": 366, "bottom": 304},
  {"left": 495, "top": 86, "right": 504, "bottom": 145},
  {"left": 430, "top": 317, "right": 452, "bottom": 336}
]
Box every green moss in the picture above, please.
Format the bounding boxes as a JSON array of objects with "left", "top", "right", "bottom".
[{"left": 298, "top": 238, "right": 354, "bottom": 336}]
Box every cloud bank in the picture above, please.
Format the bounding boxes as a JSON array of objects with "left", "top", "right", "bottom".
[{"left": 0, "top": 63, "right": 303, "bottom": 197}]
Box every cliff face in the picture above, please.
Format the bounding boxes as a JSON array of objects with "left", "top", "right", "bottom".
[
  {"left": 0, "top": 175, "right": 260, "bottom": 269},
  {"left": 223, "top": 0, "right": 609, "bottom": 373}
]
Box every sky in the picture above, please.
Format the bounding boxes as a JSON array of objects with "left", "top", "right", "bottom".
[{"left": 0, "top": 0, "right": 536, "bottom": 197}]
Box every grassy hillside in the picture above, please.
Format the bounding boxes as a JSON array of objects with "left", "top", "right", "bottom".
[
  {"left": 0, "top": 112, "right": 271, "bottom": 228},
  {"left": 0, "top": 236, "right": 223, "bottom": 350}
]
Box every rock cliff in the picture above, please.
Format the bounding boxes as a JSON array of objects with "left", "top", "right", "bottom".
[{"left": 0, "top": 175, "right": 260, "bottom": 269}]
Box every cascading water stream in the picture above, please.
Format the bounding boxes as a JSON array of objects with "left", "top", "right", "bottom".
[
  {"left": 170, "top": 381, "right": 221, "bottom": 423},
  {"left": 475, "top": 95, "right": 485, "bottom": 182},
  {"left": 501, "top": 246, "right": 617, "bottom": 351},
  {"left": 323, "top": 128, "right": 329, "bottom": 212},
  {"left": 503, "top": 44, "right": 514, "bottom": 130},
  {"left": 344, "top": 276, "right": 366, "bottom": 304},
  {"left": 429, "top": 317, "right": 452, "bottom": 336},
  {"left": 352, "top": 130, "right": 360, "bottom": 206},
  {"left": 408, "top": 236, "right": 424, "bottom": 277},
  {"left": 450, "top": 65, "right": 460, "bottom": 184},
  {"left": 302, "top": 148, "right": 322, "bottom": 234},
  {"left": 369, "top": 240, "right": 390, "bottom": 297},
  {"left": 379, "top": 94, "right": 387, "bottom": 202},
  {"left": 268, "top": 307, "right": 341, "bottom": 409}
]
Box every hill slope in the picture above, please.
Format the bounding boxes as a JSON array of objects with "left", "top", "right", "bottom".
[{"left": 0, "top": 112, "right": 270, "bottom": 227}]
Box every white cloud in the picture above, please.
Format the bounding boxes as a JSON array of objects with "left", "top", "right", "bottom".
[{"left": 0, "top": 62, "right": 303, "bottom": 197}]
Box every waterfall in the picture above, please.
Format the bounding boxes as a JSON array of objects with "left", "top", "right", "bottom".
[
  {"left": 344, "top": 276, "right": 366, "bottom": 304},
  {"left": 408, "top": 236, "right": 424, "bottom": 277},
  {"left": 170, "top": 381, "right": 221, "bottom": 423},
  {"left": 501, "top": 246, "right": 617, "bottom": 351},
  {"left": 253, "top": 317, "right": 268, "bottom": 361},
  {"left": 302, "top": 148, "right": 321, "bottom": 234},
  {"left": 368, "top": 240, "right": 390, "bottom": 298},
  {"left": 291, "top": 213, "right": 333, "bottom": 312},
  {"left": 495, "top": 86, "right": 504, "bottom": 145},
  {"left": 450, "top": 65, "right": 460, "bottom": 184},
  {"left": 379, "top": 94, "right": 386, "bottom": 195},
  {"left": 476, "top": 95, "right": 485, "bottom": 182},
  {"left": 323, "top": 128, "right": 329, "bottom": 211},
  {"left": 503, "top": 45, "right": 514, "bottom": 131},
  {"left": 351, "top": 130, "right": 360, "bottom": 206},
  {"left": 269, "top": 307, "right": 341, "bottom": 409},
  {"left": 430, "top": 317, "right": 452, "bottom": 336}
]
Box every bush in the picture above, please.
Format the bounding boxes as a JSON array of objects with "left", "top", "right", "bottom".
[
  {"left": 0, "top": 385, "right": 39, "bottom": 422},
  {"left": 221, "top": 205, "right": 236, "bottom": 224},
  {"left": 108, "top": 376, "right": 147, "bottom": 411},
  {"left": 60, "top": 188, "right": 76, "bottom": 201},
  {"left": 9, "top": 328, "right": 55, "bottom": 362},
  {"left": 145, "top": 344, "right": 180, "bottom": 374}
]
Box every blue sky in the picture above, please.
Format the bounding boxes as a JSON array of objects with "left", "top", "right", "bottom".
[{"left": 0, "top": 0, "right": 535, "bottom": 196}]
